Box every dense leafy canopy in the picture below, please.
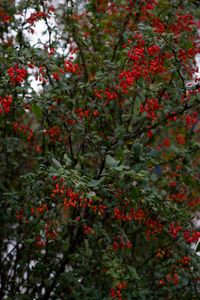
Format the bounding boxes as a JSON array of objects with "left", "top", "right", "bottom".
[{"left": 0, "top": 0, "right": 200, "bottom": 299}]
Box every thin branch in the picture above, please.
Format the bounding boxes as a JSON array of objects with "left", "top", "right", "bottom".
[{"left": 111, "top": 1, "right": 136, "bottom": 62}]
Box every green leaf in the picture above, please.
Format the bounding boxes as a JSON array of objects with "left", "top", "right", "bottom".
[
  {"left": 134, "top": 97, "right": 141, "bottom": 115},
  {"left": 147, "top": 149, "right": 161, "bottom": 158},
  {"left": 151, "top": 173, "right": 158, "bottom": 181},
  {"left": 86, "top": 191, "right": 97, "bottom": 198},
  {"left": 132, "top": 143, "right": 142, "bottom": 157},
  {"left": 196, "top": 242, "right": 200, "bottom": 252},
  {"left": 32, "top": 103, "right": 42, "bottom": 119},
  {"left": 113, "top": 165, "right": 130, "bottom": 171},
  {"left": 52, "top": 158, "right": 62, "bottom": 168},
  {"left": 63, "top": 153, "right": 72, "bottom": 166},
  {"left": 88, "top": 177, "right": 104, "bottom": 187},
  {"left": 127, "top": 266, "right": 140, "bottom": 280},
  {"left": 105, "top": 154, "right": 119, "bottom": 168}
]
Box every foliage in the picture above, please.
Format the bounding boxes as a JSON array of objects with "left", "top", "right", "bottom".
[{"left": 0, "top": 0, "right": 200, "bottom": 299}]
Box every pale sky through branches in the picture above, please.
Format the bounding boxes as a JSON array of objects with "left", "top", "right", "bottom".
[{"left": 14, "top": 0, "right": 200, "bottom": 92}]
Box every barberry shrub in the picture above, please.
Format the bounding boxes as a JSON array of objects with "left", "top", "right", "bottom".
[{"left": 0, "top": 0, "right": 200, "bottom": 299}]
